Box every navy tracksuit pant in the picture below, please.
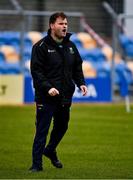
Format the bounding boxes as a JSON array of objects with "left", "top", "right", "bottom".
[{"left": 32, "top": 103, "right": 70, "bottom": 168}]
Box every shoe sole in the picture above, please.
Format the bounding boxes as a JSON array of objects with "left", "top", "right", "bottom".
[{"left": 43, "top": 153, "right": 63, "bottom": 168}]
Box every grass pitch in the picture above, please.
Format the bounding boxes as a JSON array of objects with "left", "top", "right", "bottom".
[{"left": 0, "top": 103, "right": 133, "bottom": 179}]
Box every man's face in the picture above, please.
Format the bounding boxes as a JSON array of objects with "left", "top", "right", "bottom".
[{"left": 50, "top": 17, "right": 68, "bottom": 39}]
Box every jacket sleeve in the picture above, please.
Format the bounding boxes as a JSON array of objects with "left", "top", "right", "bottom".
[
  {"left": 72, "top": 45, "right": 86, "bottom": 88},
  {"left": 30, "top": 44, "right": 53, "bottom": 93}
]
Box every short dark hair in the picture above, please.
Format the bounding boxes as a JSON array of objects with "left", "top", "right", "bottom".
[{"left": 49, "top": 12, "right": 67, "bottom": 25}]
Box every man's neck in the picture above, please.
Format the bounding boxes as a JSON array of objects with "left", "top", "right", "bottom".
[{"left": 51, "top": 33, "right": 63, "bottom": 44}]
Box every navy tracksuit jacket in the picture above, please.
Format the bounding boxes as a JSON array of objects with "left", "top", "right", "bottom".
[{"left": 30, "top": 30, "right": 85, "bottom": 168}]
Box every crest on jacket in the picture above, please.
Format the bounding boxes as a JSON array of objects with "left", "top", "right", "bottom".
[{"left": 69, "top": 47, "right": 74, "bottom": 54}]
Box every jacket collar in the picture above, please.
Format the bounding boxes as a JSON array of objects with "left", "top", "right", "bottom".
[{"left": 45, "top": 29, "right": 72, "bottom": 45}]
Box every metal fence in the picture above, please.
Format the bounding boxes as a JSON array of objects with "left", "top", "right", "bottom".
[
  {"left": 0, "top": 0, "right": 84, "bottom": 72},
  {"left": 0, "top": 0, "right": 133, "bottom": 106}
]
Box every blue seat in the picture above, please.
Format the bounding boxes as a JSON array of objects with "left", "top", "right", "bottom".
[
  {"left": 0, "top": 37, "right": 7, "bottom": 46},
  {"left": 78, "top": 48, "right": 94, "bottom": 61},
  {"left": 0, "top": 62, "right": 6, "bottom": 74},
  {"left": 119, "top": 34, "right": 129, "bottom": 48},
  {"left": 0, "top": 32, "right": 33, "bottom": 55},
  {"left": 79, "top": 48, "right": 106, "bottom": 65},
  {"left": 24, "top": 37, "right": 33, "bottom": 48},
  {"left": 88, "top": 48, "right": 106, "bottom": 62},
  {"left": 119, "top": 33, "right": 133, "bottom": 57},
  {"left": 115, "top": 64, "right": 133, "bottom": 85},
  {"left": 0, "top": 52, "right": 5, "bottom": 62},
  {"left": 7, "top": 34, "right": 20, "bottom": 51},
  {"left": 125, "top": 43, "right": 133, "bottom": 57},
  {"left": 23, "top": 51, "right": 31, "bottom": 61},
  {"left": 115, "top": 68, "right": 131, "bottom": 96},
  {"left": 70, "top": 34, "right": 83, "bottom": 48},
  {"left": 97, "top": 68, "right": 110, "bottom": 78},
  {"left": 3, "top": 31, "right": 20, "bottom": 44},
  {"left": 93, "top": 61, "right": 109, "bottom": 71},
  {"left": 6, "top": 33, "right": 32, "bottom": 52},
  {"left": 5, "top": 62, "right": 22, "bottom": 74},
  {"left": 3, "top": 31, "right": 20, "bottom": 38}
]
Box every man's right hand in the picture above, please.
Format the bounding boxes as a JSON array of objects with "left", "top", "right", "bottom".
[{"left": 48, "top": 88, "right": 59, "bottom": 96}]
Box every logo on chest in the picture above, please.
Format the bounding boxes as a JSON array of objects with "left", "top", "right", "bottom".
[{"left": 48, "top": 49, "right": 56, "bottom": 53}]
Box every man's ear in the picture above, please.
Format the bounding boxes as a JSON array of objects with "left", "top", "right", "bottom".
[{"left": 50, "top": 23, "right": 54, "bottom": 30}]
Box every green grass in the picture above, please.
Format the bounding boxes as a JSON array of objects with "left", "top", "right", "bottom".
[{"left": 0, "top": 103, "right": 133, "bottom": 179}]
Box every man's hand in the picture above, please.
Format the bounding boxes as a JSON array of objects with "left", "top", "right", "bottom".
[
  {"left": 80, "top": 85, "right": 88, "bottom": 96},
  {"left": 48, "top": 88, "right": 59, "bottom": 96}
]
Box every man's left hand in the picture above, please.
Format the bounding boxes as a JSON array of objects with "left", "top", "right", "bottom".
[{"left": 80, "top": 85, "right": 88, "bottom": 96}]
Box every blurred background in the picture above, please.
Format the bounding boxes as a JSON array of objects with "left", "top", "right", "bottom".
[
  {"left": 0, "top": 0, "right": 133, "bottom": 107},
  {"left": 1, "top": 2, "right": 133, "bottom": 179}
]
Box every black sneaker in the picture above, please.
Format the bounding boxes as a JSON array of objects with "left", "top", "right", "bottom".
[
  {"left": 43, "top": 149, "right": 63, "bottom": 168},
  {"left": 29, "top": 166, "right": 43, "bottom": 172}
]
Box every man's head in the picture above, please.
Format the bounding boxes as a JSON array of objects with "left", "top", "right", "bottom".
[{"left": 49, "top": 12, "right": 68, "bottom": 42}]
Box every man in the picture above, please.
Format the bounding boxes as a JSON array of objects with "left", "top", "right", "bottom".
[{"left": 29, "top": 12, "right": 87, "bottom": 172}]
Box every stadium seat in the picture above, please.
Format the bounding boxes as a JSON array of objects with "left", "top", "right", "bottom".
[
  {"left": 115, "top": 63, "right": 133, "bottom": 85},
  {"left": 0, "top": 62, "right": 6, "bottom": 74},
  {"left": 91, "top": 48, "right": 106, "bottom": 62},
  {"left": 124, "top": 43, "right": 133, "bottom": 57},
  {"left": 101, "top": 45, "right": 113, "bottom": 61},
  {"left": 127, "top": 61, "right": 133, "bottom": 74},
  {"left": 24, "top": 37, "right": 33, "bottom": 48},
  {"left": 113, "top": 53, "right": 123, "bottom": 64},
  {"left": 5, "top": 62, "right": 22, "bottom": 74},
  {"left": 101, "top": 45, "right": 123, "bottom": 64},
  {"left": 96, "top": 66, "right": 122, "bottom": 85},
  {"left": 23, "top": 50, "right": 31, "bottom": 61},
  {"left": 27, "top": 31, "right": 43, "bottom": 45},
  {"left": 0, "top": 61, "right": 21, "bottom": 74},
  {"left": 78, "top": 48, "right": 94, "bottom": 61},
  {"left": 119, "top": 34, "right": 129, "bottom": 47},
  {"left": 77, "top": 32, "right": 97, "bottom": 49},
  {"left": 0, "top": 45, "right": 19, "bottom": 63},
  {"left": 0, "top": 37, "right": 7, "bottom": 46},
  {"left": 0, "top": 52, "right": 6, "bottom": 62},
  {"left": 82, "top": 61, "right": 97, "bottom": 78},
  {"left": 2, "top": 32, "right": 32, "bottom": 52},
  {"left": 4, "top": 31, "right": 20, "bottom": 45},
  {"left": 8, "top": 38, "right": 20, "bottom": 52},
  {"left": 119, "top": 34, "right": 133, "bottom": 57},
  {"left": 8, "top": 32, "right": 21, "bottom": 52},
  {"left": 79, "top": 48, "right": 106, "bottom": 63},
  {"left": 97, "top": 68, "right": 110, "bottom": 78},
  {"left": 70, "top": 34, "right": 83, "bottom": 48},
  {"left": 2, "top": 31, "right": 20, "bottom": 39}
]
